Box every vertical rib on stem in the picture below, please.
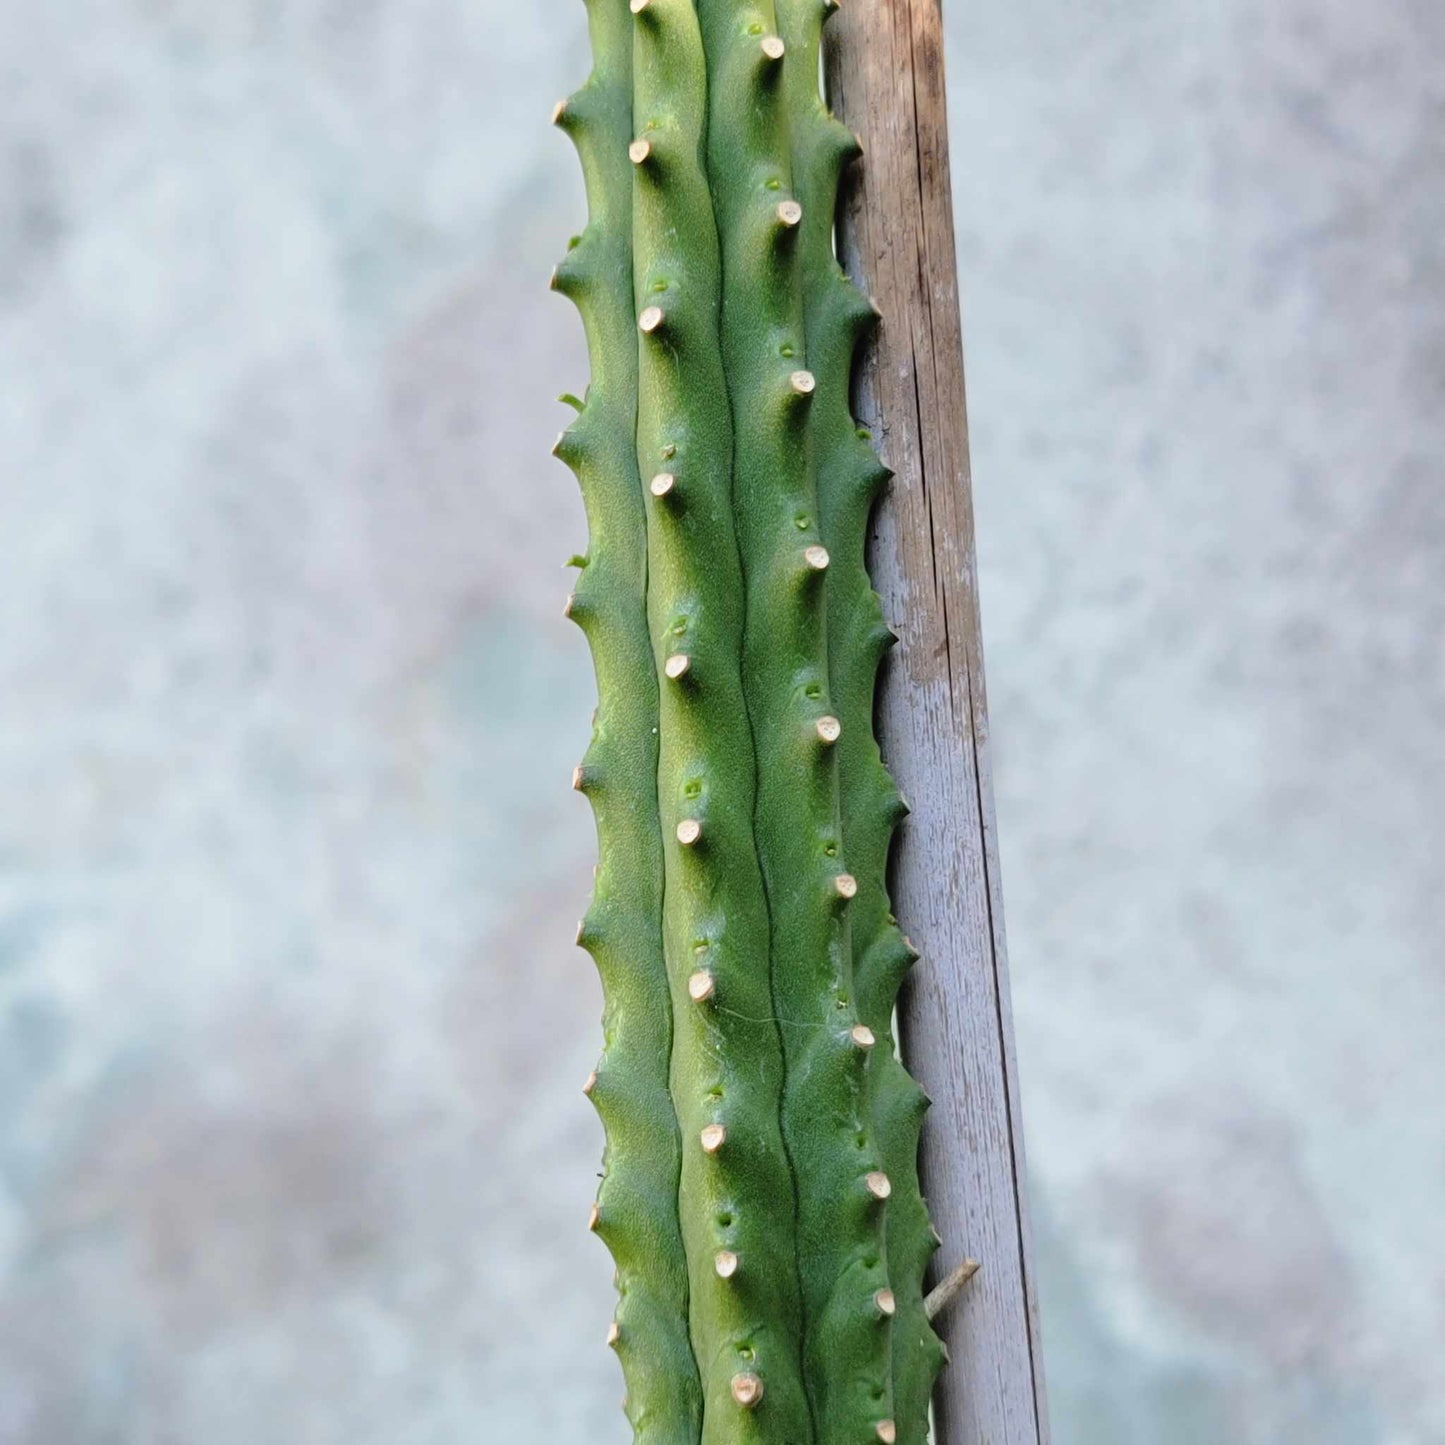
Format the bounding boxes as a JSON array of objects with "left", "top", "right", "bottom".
[
  {"left": 774, "top": 3, "right": 946, "bottom": 1440},
  {"left": 552, "top": 1, "right": 703, "bottom": 1439},
  {"left": 632, "top": 3, "right": 812, "bottom": 1439},
  {"left": 696, "top": 1, "right": 893, "bottom": 1439}
]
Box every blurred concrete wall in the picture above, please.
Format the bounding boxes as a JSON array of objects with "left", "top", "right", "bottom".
[{"left": 0, "top": 1, "right": 1439, "bottom": 1441}]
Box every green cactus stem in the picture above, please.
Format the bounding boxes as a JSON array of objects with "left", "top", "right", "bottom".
[
  {"left": 773, "top": 6, "right": 946, "bottom": 1441},
  {"left": 632, "top": 1, "right": 815, "bottom": 1440},
  {"left": 554, "top": 2, "right": 944, "bottom": 1442},
  {"left": 695, "top": 2, "right": 898, "bottom": 1442},
  {"left": 552, "top": 0, "right": 703, "bottom": 1439}
]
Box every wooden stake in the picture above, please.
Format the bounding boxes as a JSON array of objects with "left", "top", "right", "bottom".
[
  {"left": 827, "top": 4, "right": 1049, "bottom": 1440},
  {"left": 926, "top": 1258, "right": 983, "bottom": 1324}
]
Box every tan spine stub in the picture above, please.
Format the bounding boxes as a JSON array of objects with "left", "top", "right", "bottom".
[
  {"left": 700, "top": 1124, "right": 727, "bottom": 1155},
  {"left": 731, "top": 1373, "right": 765, "bottom": 1409}
]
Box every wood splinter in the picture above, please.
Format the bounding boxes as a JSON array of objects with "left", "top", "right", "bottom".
[{"left": 923, "top": 1257, "right": 982, "bottom": 1323}]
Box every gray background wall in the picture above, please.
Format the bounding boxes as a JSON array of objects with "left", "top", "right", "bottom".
[{"left": 1, "top": 1, "right": 1440, "bottom": 1440}]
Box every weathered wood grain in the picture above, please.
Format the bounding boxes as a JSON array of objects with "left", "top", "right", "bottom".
[{"left": 825, "top": 4, "right": 1051, "bottom": 1442}]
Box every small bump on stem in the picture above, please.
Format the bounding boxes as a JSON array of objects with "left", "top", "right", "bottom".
[
  {"left": 688, "top": 970, "right": 716, "bottom": 1003},
  {"left": 876, "top": 1423, "right": 898, "bottom": 1444},
  {"left": 874, "top": 1287, "right": 897, "bottom": 1318},
  {"left": 816, "top": 715, "right": 842, "bottom": 744},
  {"left": 835, "top": 873, "right": 859, "bottom": 900},
  {"left": 700, "top": 1123, "right": 727, "bottom": 1155},
  {"left": 865, "top": 1171, "right": 893, "bottom": 1201},
  {"left": 731, "top": 1373, "right": 765, "bottom": 1409},
  {"left": 714, "top": 1250, "right": 739, "bottom": 1280}
]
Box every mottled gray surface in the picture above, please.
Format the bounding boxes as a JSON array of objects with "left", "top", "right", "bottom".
[{"left": 0, "top": 1, "right": 1439, "bottom": 1441}]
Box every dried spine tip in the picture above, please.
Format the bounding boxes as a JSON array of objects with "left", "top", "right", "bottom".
[
  {"left": 877, "top": 1424, "right": 898, "bottom": 1444},
  {"left": 816, "top": 715, "right": 843, "bottom": 744},
  {"left": 791, "top": 369, "right": 817, "bottom": 396},
  {"left": 777, "top": 199, "right": 803, "bottom": 228},
  {"left": 851, "top": 1024, "right": 877, "bottom": 1049},
  {"left": 714, "top": 1250, "right": 739, "bottom": 1279},
  {"left": 629, "top": 138, "right": 652, "bottom": 165},
  {"left": 606, "top": 1320, "right": 621, "bottom": 1347},
  {"left": 551, "top": 99, "right": 566, "bottom": 125},
  {"left": 700, "top": 1124, "right": 727, "bottom": 1155},
  {"left": 571, "top": 765, "right": 586, "bottom": 792},
  {"left": 664, "top": 653, "right": 691, "bottom": 681},
  {"left": 628, "top": 0, "right": 650, "bottom": 12},
  {"left": 562, "top": 593, "right": 575, "bottom": 619},
  {"left": 760, "top": 35, "right": 786, "bottom": 60},
  {"left": 688, "top": 970, "right": 715, "bottom": 1003},
  {"left": 866, "top": 1171, "right": 893, "bottom": 1201},
  {"left": 804, "top": 544, "right": 830, "bottom": 570},
  {"left": 835, "top": 873, "right": 859, "bottom": 900},
  {"left": 583, "top": 1070, "right": 598, "bottom": 1096},
  {"left": 677, "top": 819, "right": 703, "bottom": 847},
  {"left": 638, "top": 306, "right": 664, "bottom": 334},
  {"left": 874, "top": 1288, "right": 897, "bottom": 1318},
  {"left": 587, "top": 1203, "right": 601, "bottom": 1232},
  {"left": 650, "top": 472, "right": 676, "bottom": 498},
  {"left": 731, "top": 1373, "right": 765, "bottom": 1409}
]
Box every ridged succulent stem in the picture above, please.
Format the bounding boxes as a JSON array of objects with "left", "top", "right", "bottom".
[
  {"left": 774, "top": 3, "right": 946, "bottom": 1441},
  {"left": 697, "top": 2, "right": 896, "bottom": 1441},
  {"left": 631, "top": 1, "right": 813, "bottom": 1439},
  {"left": 560, "top": 4, "right": 946, "bottom": 1440},
  {"left": 552, "top": 1, "right": 703, "bottom": 1439}
]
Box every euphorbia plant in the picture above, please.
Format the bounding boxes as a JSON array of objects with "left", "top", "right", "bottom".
[{"left": 554, "top": 2, "right": 943, "bottom": 1440}]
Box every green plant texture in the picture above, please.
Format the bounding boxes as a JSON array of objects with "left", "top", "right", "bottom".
[{"left": 553, "top": 3, "right": 944, "bottom": 1441}]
